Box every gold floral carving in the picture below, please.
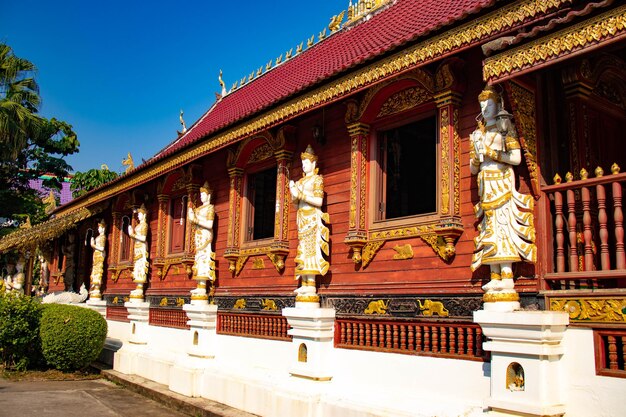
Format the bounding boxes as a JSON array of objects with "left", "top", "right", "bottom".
[
  {"left": 252, "top": 257, "right": 265, "bottom": 269},
  {"left": 360, "top": 137, "right": 367, "bottom": 229},
  {"left": 377, "top": 87, "right": 432, "bottom": 118},
  {"left": 392, "top": 244, "right": 414, "bottom": 260},
  {"left": 550, "top": 297, "right": 626, "bottom": 323},
  {"left": 369, "top": 223, "right": 459, "bottom": 262},
  {"left": 440, "top": 108, "right": 450, "bottom": 215},
  {"left": 247, "top": 143, "right": 274, "bottom": 164},
  {"left": 483, "top": 292, "right": 520, "bottom": 303},
  {"left": 51, "top": 0, "right": 570, "bottom": 220},
  {"left": 266, "top": 252, "right": 285, "bottom": 272},
  {"left": 235, "top": 256, "right": 249, "bottom": 276},
  {"left": 110, "top": 266, "right": 130, "bottom": 283},
  {"left": 233, "top": 298, "right": 246, "bottom": 309},
  {"left": 483, "top": 5, "right": 626, "bottom": 82},
  {"left": 419, "top": 233, "right": 455, "bottom": 262},
  {"left": 361, "top": 240, "right": 385, "bottom": 268},
  {"left": 349, "top": 136, "right": 358, "bottom": 229},
  {"left": 176, "top": 297, "right": 185, "bottom": 307},
  {"left": 507, "top": 82, "right": 540, "bottom": 198},
  {"left": 159, "top": 297, "right": 168, "bottom": 306},
  {"left": 453, "top": 109, "right": 461, "bottom": 215}
]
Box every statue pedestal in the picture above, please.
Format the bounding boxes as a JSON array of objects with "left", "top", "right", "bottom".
[
  {"left": 282, "top": 307, "right": 335, "bottom": 381},
  {"left": 183, "top": 303, "right": 218, "bottom": 358},
  {"left": 85, "top": 299, "right": 107, "bottom": 317},
  {"left": 168, "top": 303, "right": 218, "bottom": 397},
  {"left": 125, "top": 301, "right": 150, "bottom": 345},
  {"left": 474, "top": 310, "right": 569, "bottom": 417}
]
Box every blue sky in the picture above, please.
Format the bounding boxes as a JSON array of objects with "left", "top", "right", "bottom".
[{"left": 1, "top": 0, "right": 344, "bottom": 173}]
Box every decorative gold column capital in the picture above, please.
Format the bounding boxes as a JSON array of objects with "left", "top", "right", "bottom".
[
  {"left": 434, "top": 91, "right": 463, "bottom": 107},
  {"left": 347, "top": 122, "right": 370, "bottom": 137},
  {"left": 228, "top": 167, "right": 244, "bottom": 177}
]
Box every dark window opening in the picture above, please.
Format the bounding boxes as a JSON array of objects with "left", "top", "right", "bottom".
[
  {"left": 247, "top": 167, "right": 277, "bottom": 240},
  {"left": 379, "top": 116, "right": 437, "bottom": 220}
]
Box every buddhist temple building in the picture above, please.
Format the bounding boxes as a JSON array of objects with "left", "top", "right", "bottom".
[{"left": 1, "top": 1, "right": 625, "bottom": 416}]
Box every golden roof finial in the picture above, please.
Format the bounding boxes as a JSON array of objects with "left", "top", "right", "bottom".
[
  {"left": 275, "top": 54, "right": 283, "bottom": 65},
  {"left": 286, "top": 48, "right": 293, "bottom": 59},
  {"left": 307, "top": 35, "right": 315, "bottom": 48},
  {"left": 329, "top": 10, "right": 345, "bottom": 32},
  {"left": 318, "top": 28, "right": 327, "bottom": 41},
  {"left": 179, "top": 109, "right": 187, "bottom": 134},
  {"left": 256, "top": 67, "right": 263, "bottom": 76},
  {"left": 296, "top": 42, "right": 303, "bottom": 54},
  {"left": 122, "top": 152, "right": 134, "bottom": 173},
  {"left": 219, "top": 69, "right": 226, "bottom": 96}
]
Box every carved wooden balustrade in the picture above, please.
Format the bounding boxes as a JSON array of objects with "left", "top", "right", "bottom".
[
  {"left": 217, "top": 312, "right": 291, "bottom": 341},
  {"left": 149, "top": 308, "right": 190, "bottom": 330},
  {"left": 542, "top": 164, "right": 626, "bottom": 289},
  {"left": 594, "top": 329, "right": 626, "bottom": 378},
  {"left": 335, "top": 318, "right": 486, "bottom": 361},
  {"left": 106, "top": 306, "right": 130, "bottom": 322}
]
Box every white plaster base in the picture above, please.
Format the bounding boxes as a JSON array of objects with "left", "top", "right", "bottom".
[
  {"left": 474, "top": 310, "right": 569, "bottom": 417},
  {"left": 169, "top": 356, "right": 209, "bottom": 397},
  {"left": 183, "top": 303, "right": 218, "bottom": 358},
  {"left": 125, "top": 301, "right": 150, "bottom": 345},
  {"left": 85, "top": 299, "right": 107, "bottom": 317},
  {"left": 283, "top": 307, "right": 335, "bottom": 381}
]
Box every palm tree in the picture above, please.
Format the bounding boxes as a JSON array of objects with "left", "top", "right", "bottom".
[{"left": 0, "top": 43, "right": 44, "bottom": 161}]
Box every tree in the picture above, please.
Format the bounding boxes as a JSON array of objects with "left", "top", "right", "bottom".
[
  {"left": 0, "top": 43, "right": 79, "bottom": 227},
  {"left": 71, "top": 165, "right": 119, "bottom": 198}
]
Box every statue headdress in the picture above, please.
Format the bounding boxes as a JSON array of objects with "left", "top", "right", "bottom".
[
  {"left": 478, "top": 85, "right": 501, "bottom": 103},
  {"left": 97, "top": 219, "right": 107, "bottom": 228},
  {"left": 300, "top": 144, "right": 318, "bottom": 162},
  {"left": 200, "top": 181, "right": 213, "bottom": 195},
  {"left": 135, "top": 204, "right": 147, "bottom": 215}
]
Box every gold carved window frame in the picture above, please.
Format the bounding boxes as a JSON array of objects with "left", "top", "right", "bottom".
[
  {"left": 224, "top": 127, "right": 295, "bottom": 275},
  {"left": 344, "top": 63, "right": 465, "bottom": 268},
  {"left": 152, "top": 165, "right": 203, "bottom": 280}
]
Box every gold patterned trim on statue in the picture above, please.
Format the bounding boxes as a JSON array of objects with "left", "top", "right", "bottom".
[{"left": 483, "top": 291, "right": 520, "bottom": 303}]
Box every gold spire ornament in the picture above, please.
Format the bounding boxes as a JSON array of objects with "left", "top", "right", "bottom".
[
  {"left": 122, "top": 152, "right": 134, "bottom": 173},
  {"left": 179, "top": 109, "right": 187, "bottom": 134}
]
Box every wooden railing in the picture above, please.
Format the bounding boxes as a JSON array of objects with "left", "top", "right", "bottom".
[
  {"left": 335, "top": 318, "right": 486, "bottom": 361},
  {"left": 149, "top": 308, "right": 190, "bottom": 330},
  {"left": 542, "top": 165, "right": 626, "bottom": 289},
  {"left": 595, "top": 329, "right": 626, "bottom": 378},
  {"left": 106, "top": 306, "right": 129, "bottom": 322},
  {"left": 217, "top": 312, "right": 291, "bottom": 341}
]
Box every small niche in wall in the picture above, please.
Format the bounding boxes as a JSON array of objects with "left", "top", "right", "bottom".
[
  {"left": 298, "top": 343, "right": 308, "bottom": 363},
  {"left": 506, "top": 362, "right": 525, "bottom": 391},
  {"left": 132, "top": 323, "right": 136, "bottom": 334},
  {"left": 193, "top": 331, "right": 199, "bottom": 346}
]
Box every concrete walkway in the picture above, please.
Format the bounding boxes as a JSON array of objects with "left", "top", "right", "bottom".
[
  {"left": 0, "top": 378, "right": 188, "bottom": 417},
  {"left": 0, "top": 370, "right": 259, "bottom": 417}
]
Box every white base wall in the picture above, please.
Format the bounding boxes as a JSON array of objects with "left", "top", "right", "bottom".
[
  {"left": 107, "top": 319, "right": 626, "bottom": 417},
  {"left": 562, "top": 328, "right": 626, "bottom": 417}
]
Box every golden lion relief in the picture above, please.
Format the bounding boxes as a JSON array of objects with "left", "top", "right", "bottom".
[
  {"left": 261, "top": 299, "right": 278, "bottom": 311},
  {"left": 233, "top": 298, "right": 246, "bottom": 309}
]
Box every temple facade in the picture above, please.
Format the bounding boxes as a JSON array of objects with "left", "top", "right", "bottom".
[{"left": 1, "top": 1, "right": 625, "bottom": 416}]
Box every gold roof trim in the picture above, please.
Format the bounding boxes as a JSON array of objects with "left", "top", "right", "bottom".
[
  {"left": 483, "top": 5, "right": 626, "bottom": 83},
  {"left": 55, "top": 0, "right": 570, "bottom": 218},
  {"left": 0, "top": 206, "right": 102, "bottom": 253}
]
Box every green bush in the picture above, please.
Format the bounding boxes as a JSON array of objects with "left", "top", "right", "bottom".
[
  {"left": 0, "top": 293, "right": 43, "bottom": 370},
  {"left": 40, "top": 304, "right": 107, "bottom": 371}
]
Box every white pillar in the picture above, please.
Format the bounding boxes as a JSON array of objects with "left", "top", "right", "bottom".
[
  {"left": 474, "top": 310, "right": 569, "bottom": 417},
  {"left": 169, "top": 303, "right": 218, "bottom": 397},
  {"left": 85, "top": 299, "right": 107, "bottom": 317},
  {"left": 282, "top": 307, "right": 335, "bottom": 381}
]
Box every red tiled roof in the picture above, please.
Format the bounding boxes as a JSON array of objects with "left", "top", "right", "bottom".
[{"left": 155, "top": 0, "right": 495, "bottom": 160}]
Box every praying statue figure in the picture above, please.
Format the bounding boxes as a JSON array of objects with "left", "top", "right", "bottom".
[
  {"left": 289, "top": 144, "right": 330, "bottom": 303},
  {"left": 89, "top": 220, "right": 107, "bottom": 299},
  {"left": 469, "top": 86, "right": 536, "bottom": 303},
  {"left": 128, "top": 204, "right": 149, "bottom": 300},
  {"left": 10, "top": 256, "right": 25, "bottom": 295},
  {"left": 188, "top": 181, "right": 216, "bottom": 301}
]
